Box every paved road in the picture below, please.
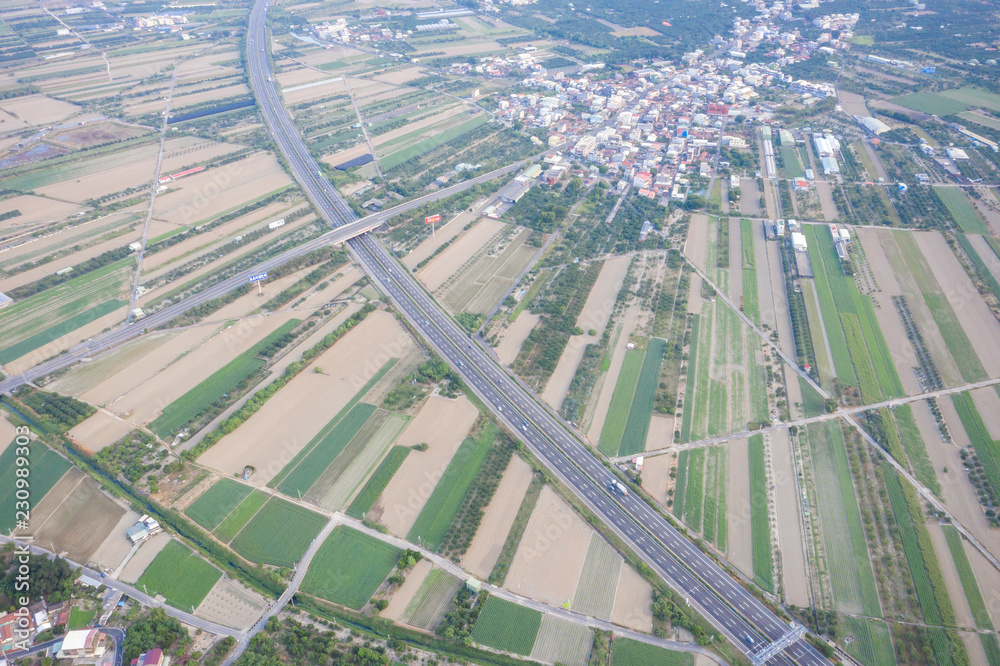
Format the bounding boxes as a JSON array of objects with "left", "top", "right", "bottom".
[
  {"left": 245, "top": 4, "right": 826, "bottom": 664},
  {"left": 0, "top": 161, "right": 524, "bottom": 397},
  {"left": 222, "top": 517, "right": 339, "bottom": 665},
  {"left": 0, "top": 535, "right": 240, "bottom": 638}
]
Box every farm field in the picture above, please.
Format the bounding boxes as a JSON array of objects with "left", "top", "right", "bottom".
[
  {"left": 194, "top": 577, "right": 270, "bottom": 631},
  {"left": 610, "top": 638, "right": 693, "bottom": 666},
  {"left": 678, "top": 315, "right": 700, "bottom": 442},
  {"left": 229, "top": 497, "right": 328, "bottom": 567},
  {"left": 149, "top": 319, "right": 301, "bottom": 438},
  {"left": 470, "top": 596, "right": 542, "bottom": 656},
  {"left": 840, "top": 617, "right": 896, "bottom": 666},
  {"left": 889, "top": 92, "right": 971, "bottom": 116},
  {"left": 571, "top": 533, "right": 622, "bottom": 620},
  {"left": 443, "top": 227, "right": 537, "bottom": 315},
  {"left": 462, "top": 455, "right": 534, "bottom": 578},
  {"left": 407, "top": 423, "right": 498, "bottom": 549},
  {"left": 597, "top": 349, "right": 643, "bottom": 456},
  {"left": 618, "top": 338, "right": 666, "bottom": 457},
  {"left": 301, "top": 526, "right": 401, "bottom": 610},
  {"left": 934, "top": 187, "right": 988, "bottom": 234},
  {"left": 214, "top": 490, "right": 270, "bottom": 543},
  {"left": 199, "top": 311, "right": 415, "bottom": 484},
  {"left": 135, "top": 540, "right": 222, "bottom": 612},
  {"left": 369, "top": 395, "right": 479, "bottom": 536},
  {"left": 399, "top": 568, "right": 463, "bottom": 630},
  {"left": 417, "top": 219, "right": 507, "bottom": 292},
  {"left": 0, "top": 442, "right": 72, "bottom": 533},
  {"left": 530, "top": 615, "right": 594, "bottom": 666},
  {"left": 748, "top": 436, "right": 773, "bottom": 592},
  {"left": 807, "top": 422, "right": 882, "bottom": 617},
  {"left": 184, "top": 479, "right": 253, "bottom": 531},
  {"left": 346, "top": 446, "right": 411, "bottom": 519}
]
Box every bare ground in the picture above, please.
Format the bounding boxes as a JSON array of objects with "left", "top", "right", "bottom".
[
  {"left": 119, "top": 532, "right": 171, "bottom": 584},
  {"left": 199, "top": 311, "right": 415, "bottom": 483},
  {"left": 416, "top": 219, "right": 507, "bottom": 292},
  {"left": 584, "top": 302, "right": 640, "bottom": 443},
  {"left": 645, "top": 415, "right": 674, "bottom": 453},
  {"left": 610, "top": 563, "right": 653, "bottom": 632},
  {"left": 927, "top": 522, "right": 975, "bottom": 628},
  {"left": 370, "top": 394, "right": 480, "bottom": 536},
  {"left": 495, "top": 312, "right": 540, "bottom": 366},
  {"left": 195, "top": 577, "right": 269, "bottom": 630},
  {"left": 402, "top": 209, "right": 477, "bottom": 269},
  {"left": 504, "top": 486, "right": 592, "bottom": 608},
  {"left": 462, "top": 455, "right": 534, "bottom": 578},
  {"left": 383, "top": 558, "right": 433, "bottom": 622},
  {"left": 965, "top": 537, "right": 1000, "bottom": 628},
  {"left": 771, "top": 429, "right": 809, "bottom": 606},
  {"left": 685, "top": 214, "right": 709, "bottom": 273},
  {"left": 727, "top": 439, "right": 753, "bottom": 578},
  {"left": 640, "top": 451, "right": 673, "bottom": 508},
  {"left": 89, "top": 508, "right": 141, "bottom": 571},
  {"left": 67, "top": 410, "right": 134, "bottom": 454}
]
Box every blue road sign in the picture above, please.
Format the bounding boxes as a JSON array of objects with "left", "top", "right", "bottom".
[{"left": 248, "top": 272, "right": 268, "bottom": 282}]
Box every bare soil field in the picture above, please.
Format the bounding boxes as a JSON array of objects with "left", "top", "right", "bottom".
[
  {"left": 106, "top": 311, "right": 300, "bottom": 426},
  {"left": 195, "top": 577, "right": 269, "bottom": 630},
  {"left": 495, "top": 312, "right": 540, "bottom": 366},
  {"left": 31, "top": 472, "right": 127, "bottom": 564},
  {"left": 837, "top": 90, "right": 870, "bottom": 117},
  {"left": 641, "top": 452, "right": 673, "bottom": 507},
  {"left": 913, "top": 231, "right": 1000, "bottom": 377},
  {"left": 611, "top": 563, "right": 653, "bottom": 632},
  {"left": 462, "top": 455, "right": 534, "bottom": 578},
  {"left": 283, "top": 79, "right": 351, "bottom": 106},
  {"left": 740, "top": 178, "right": 761, "bottom": 217},
  {"left": 372, "top": 105, "right": 464, "bottom": 148},
  {"left": 771, "top": 429, "right": 809, "bottom": 606},
  {"left": 384, "top": 558, "right": 433, "bottom": 622},
  {"left": 31, "top": 144, "right": 159, "bottom": 201},
  {"left": 968, "top": 233, "right": 1000, "bottom": 284},
  {"left": 68, "top": 411, "right": 135, "bottom": 454},
  {"left": 727, "top": 439, "right": 753, "bottom": 579},
  {"left": 119, "top": 532, "right": 171, "bottom": 584},
  {"left": 966, "top": 538, "right": 1000, "bottom": 627},
  {"left": 815, "top": 182, "right": 839, "bottom": 221},
  {"left": 153, "top": 153, "right": 293, "bottom": 227},
  {"left": 444, "top": 229, "right": 537, "bottom": 315},
  {"left": 854, "top": 228, "right": 923, "bottom": 395},
  {"left": 170, "top": 84, "right": 251, "bottom": 112},
  {"left": 0, "top": 195, "right": 85, "bottom": 230},
  {"left": 369, "top": 394, "right": 479, "bottom": 535},
  {"left": 276, "top": 66, "right": 335, "bottom": 88},
  {"left": 401, "top": 209, "right": 479, "bottom": 269},
  {"left": 374, "top": 67, "right": 426, "bottom": 85},
  {"left": 50, "top": 122, "right": 147, "bottom": 149},
  {"left": 90, "top": 508, "right": 141, "bottom": 571},
  {"left": 0, "top": 95, "right": 80, "bottom": 129},
  {"left": 585, "top": 302, "right": 640, "bottom": 442},
  {"left": 542, "top": 255, "right": 630, "bottom": 409},
  {"left": 918, "top": 399, "right": 1000, "bottom": 555},
  {"left": 927, "top": 522, "right": 975, "bottom": 628},
  {"left": 504, "top": 486, "right": 592, "bottom": 608},
  {"left": 421, "top": 41, "right": 505, "bottom": 57},
  {"left": 16, "top": 467, "right": 84, "bottom": 539},
  {"left": 867, "top": 229, "right": 963, "bottom": 387},
  {"left": 645, "top": 415, "right": 674, "bottom": 452},
  {"left": 200, "top": 310, "right": 415, "bottom": 483},
  {"left": 417, "top": 219, "right": 507, "bottom": 292},
  {"left": 685, "top": 214, "right": 709, "bottom": 272}
]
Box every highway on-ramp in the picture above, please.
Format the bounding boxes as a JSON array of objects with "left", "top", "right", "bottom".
[{"left": 245, "top": 4, "right": 829, "bottom": 664}]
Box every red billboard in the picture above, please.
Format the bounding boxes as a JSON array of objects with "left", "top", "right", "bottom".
[{"left": 424, "top": 214, "right": 441, "bottom": 224}]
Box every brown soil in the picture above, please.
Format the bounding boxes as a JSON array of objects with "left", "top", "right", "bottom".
[
  {"left": 195, "top": 577, "right": 269, "bottom": 631},
  {"left": 727, "top": 438, "right": 754, "bottom": 578},
  {"left": 462, "top": 455, "right": 534, "bottom": 578},
  {"left": 610, "top": 563, "right": 653, "bottom": 632},
  {"left": 67, "top": 411, "right": 134, "bottom": 454},
  {"left": 495, "top": 312, "right": 540, "bottom": 366},
  {"left": 771, "top": 429, "right": 809, "bottom": 606},
  {"left": 383, "top": 559, "right": 433, "bottom": 622},
  {"left": 119, "top": 532, "right": 171, "bottom": 584},
  {"left": 417, "top": 219, "right": 506, "bottom": 292}
]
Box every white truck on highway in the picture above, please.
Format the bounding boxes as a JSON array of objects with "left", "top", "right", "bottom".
[{"left": 609, "top": 480, "right": 628, "bottom": 496}]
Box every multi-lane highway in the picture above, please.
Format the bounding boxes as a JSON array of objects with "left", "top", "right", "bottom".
[{"left": 246, "top": 4, "right": 828, "bottom": 664}]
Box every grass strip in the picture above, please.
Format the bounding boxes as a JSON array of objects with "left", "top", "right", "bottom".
[{"left": 346, "top": 446, "right": 411, "bottom": 519}]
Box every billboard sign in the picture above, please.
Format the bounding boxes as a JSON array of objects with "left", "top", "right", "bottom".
[
  {"left": 248, "top": 272, "right": 268, "bottom": 283},
  {"left": 424, "top": 214, "right": 441, "bottom": 224}
]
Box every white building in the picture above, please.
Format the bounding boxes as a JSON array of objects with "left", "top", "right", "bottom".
[{"left": 791, "top": 232, "right": 808, "bottom": 252}]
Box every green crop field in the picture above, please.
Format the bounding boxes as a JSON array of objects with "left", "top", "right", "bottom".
[
  {"left": 952, "top": 392, "right": 1000, "bottom": 503},
  {"left": 841, "top": 617, "right": 896, "bottom": 666},
  {"left": 0, "top": 442, "right": 71, "bottom": 533},
  {"left": 892, "top": 405, "right": 940, "bottom": 496},
  {"left": 184, "top": 479, "right": 252, "bottom": 531},
  {"left": 673, "top": 450, "right": 689, "bottom": 517},
  {"left": 691, "top": 309, "right": 714, "bottom": 440},
  {"left": 276, "top": 403, "right": 376, "bottom": 497},
  {"left": 889, "top": 92, "right": 971, "bottom": 116},
  {"left": 269, "top": 359, "right": 396, "bottom": 488},
  {"left": 230, "top": 498, "right": 327, "bottom": 566},
  {"left": 741, "top": 220, "right": 756, "bottom": 268},
  {"left": 0, "top": 299, "right": 124, "bottom": 364},
  {"left": 611, "top": 638, "right": 693, "bottom": 666},
  {"left": 470, "top": 596, "right": 541, "bottom": 656},
  {"left": 68, "top": 607, "right": 96, "bottom": 630},
  {"left": 408, "top": 424, "right": 496, "bottom": 549},
  {"left": 618, "top": 339, "right": 666, "bottom": 456},
  {"left": 151, "top": 320, "right": 300, "bottom": 438},
  {"left": 943, "top": 525, "right": 1000, "bottom": 663},
  {"left": 803, "top": 226, "right": 857, "bottom": 387},
  {"left": 678, "top": 315, "right": 700, "bottom": 443},
  {"left": 598, "top": 350, "right": 644, "bottom": 455},
  {"left": 924, "top": 294, "right": 986, "bottom": 383},
  {"left": 935, "top": 187, "right": 987, "bottom": 234},
  {"left": 780, "top": 146, "right": 804, "bottom": 178},
  {"left": 748, "top": 436, "right": 773, "bottom": 592},
  {"left": 346, "top": 446, "right": 411, "bottom": 519},
  {"left": 136, "top": 540, "right": 221, "bottom": 611},
  {"left": 301, "top": 526, "right": 400, "bottom": 609},
  {"left": 742, "top": 268, "right": 760, "bottom": 324},
  {"left": 841, "top": 313, "right": 880, "bottom": 404},
  {"left": 684, "top": 449, "right": 705, "bottom": 531},
  {"left": 957, "top": 234, "right": 1000, "bottom": 302},
  {"left": 381, "top": 115, "right": 489, "bottom": 170},
  {"left": 940, "top": 87, "right": 1000, "bottom": 113},
  {"left": 402, "top": 569, "right": 463, "bottom": 630},
  {"left": 214, "top": 490, "right": 269, "bottom": 542},
  {"left": 807, "top": 422, "right": 881, "bottom": 616}
]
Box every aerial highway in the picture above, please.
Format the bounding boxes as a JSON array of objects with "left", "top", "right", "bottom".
[{"left": 245, "top": 4, "right": 828, "bottom": 664}]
